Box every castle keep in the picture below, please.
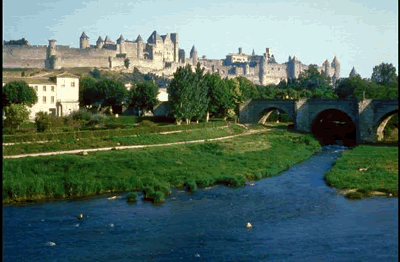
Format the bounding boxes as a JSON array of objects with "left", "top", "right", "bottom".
[{"left": 3, "top": 31, "right": 340, "bottom": 85}]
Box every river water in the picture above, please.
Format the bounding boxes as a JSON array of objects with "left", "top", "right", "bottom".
[{"left": 3, "top": 146, "right": 398, "bottom": 261}]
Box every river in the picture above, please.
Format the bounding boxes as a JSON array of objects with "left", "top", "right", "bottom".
[{"left": 3, "top": 145, "right": 398, "bottom": 261}]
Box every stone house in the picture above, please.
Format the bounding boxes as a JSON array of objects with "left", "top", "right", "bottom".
[{"left": 2, "top": 73, "right": 79, "bottom": 120}]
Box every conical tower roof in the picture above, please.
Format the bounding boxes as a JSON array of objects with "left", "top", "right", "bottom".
[
  {"left": 147, "top": 31, "right": 162, "bottom": 44},
  {"left": 349, "top": 67, "right": 359, "bottom": 77},
  {"left": 323, "top": 59, "right": 330, "bottom": 66},
  {"left": 116, "top": 35, "right": 125, "bottom": 44},
  {"left": 252, "top": 49, "right": 255, "bottom": 56},
  {"left": 190, "top": 45, "right": 197, "bottom": 53},
  {"left": 136, "top": 35, "right": 143, "bottom": 42},
  {"left": 80, "top": 32, "right": 89, "bottom": 39},
  {"left": 332, "top": 56, "right": 340, "bottom": 64},
  {"left": 104, "top": 36, "right": 111, "bottom": 42},
  {"left": 97, "top": 36, "right": 103, "bottom": 42}
]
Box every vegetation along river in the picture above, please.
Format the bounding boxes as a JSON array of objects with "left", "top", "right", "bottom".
[{"left": 3, "top": 145, "right": 398, "bottom": 261}]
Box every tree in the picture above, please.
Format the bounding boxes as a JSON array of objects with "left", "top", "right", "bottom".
[
  {"left": 124, "top": 58, "right": 130, "bottom": 69},
  {"left": 168, "top": 63, "right": 209, "bottom": 125},
  {"left": 371, "top": 63, "right": 398, "bottom": 87},
  {"left": 3, "top": 104, "right": 30, "bottom": 130},
  {"left": 79, "top": 77, "right": 97, "bottom": 108},
  {"left": 297, "top": 66, "right": 331, "bottom": 91},
  {"left": 2, "top": 81, "right": 38, "bottom": 107},
  {"left": 81, "top": 78, "right": 130, "bottom": 113},
  {"left": 129, "top": 81, "right": 159, "bottom": 116}
]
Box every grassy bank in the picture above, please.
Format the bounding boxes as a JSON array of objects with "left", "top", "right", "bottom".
[
  {"left": 3, "top": 127, "right": 321, "bottom": 205},
  {"left": 3, "top": 124, "right": 235, "bottom": 156},
  {"left": 324, "top": 145, "right": 398, "bottom": 199}
]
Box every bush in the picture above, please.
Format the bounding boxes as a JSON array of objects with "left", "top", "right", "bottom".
[
  {"left": 66, "top": 109, "right": 92, "bottom": 125},
  {"left": 126, "top": 192, "right": 137, "bottom": 202},
  {"left": 139, "top": 120, "right": 158, "bottom": 128},
  {"left": 87, "top": 113, "right": 107, "bottom": 127},
  {"left": 35, "top": 112, "right": 52, "bottom": 132},
  {"left": 3, "top": 104, "right": 31, "bottom": 130}
]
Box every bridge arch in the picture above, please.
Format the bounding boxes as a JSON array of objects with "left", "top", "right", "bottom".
[
  {"left": 375, "top": 110, "right": 398, "bottom": 141},
  {"left": 258, "top": 107, "right": 292, "bottom": 125},
  {"left": 311, "top": 108, "right": 357, "bottom": 146}
]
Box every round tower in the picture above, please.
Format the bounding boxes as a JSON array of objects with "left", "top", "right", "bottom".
[
  {"left": 80, "top": 32, "right": 90, "bottom": 49},
  {"left": 96, "top": 36, "right": 104, "bottom": 49},
  {"left": 136, "top": 35, "right": 144, "bottom": 59},
  {"left": 46, "top": 39, "right": 58, "bottom": 69},
  {"left": 323, "top": 59, "right": 330, "bottom": 78},
  {"left": 331, "top": 56, "right": 341, "bottom": 83},
  {"left": 259, "top": 55, "right": 267, "bottom": 85},
  {"left": 117, "top": 35, "right": 126, "bottom": 54},
  {"left": 190, "top": 45, "right": 197, "bottom": 65}
]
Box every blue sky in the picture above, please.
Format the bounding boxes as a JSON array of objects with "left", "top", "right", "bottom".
[{"left": 3, "top": 0, "right": 398, "bottom": 79}]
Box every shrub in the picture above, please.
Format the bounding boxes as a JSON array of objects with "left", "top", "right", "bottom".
[
  {"left": 184, "top": 180, "right": 197, "bottom": 192},
  {"left": 3, "top": 104, "right": 31, "bottom": 130},
  {"left": 87, "top": 113, "right": 107, "bottom": 127},
  {"left": 35, "top": 112, "right": 52, "bottom": 132},
  {"left": 66, "top": 109, "right": 92, "bottom": 126},
  {"left": 127, "top": 192, "right": 137, "bottom": 202},
  {"left": 139, "top": 120, "right": 158, "bottom": 128}
]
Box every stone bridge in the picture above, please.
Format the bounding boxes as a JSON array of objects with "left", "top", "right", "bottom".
[{"left": 239, "top": 98, "right": 398, "bottom": 143}]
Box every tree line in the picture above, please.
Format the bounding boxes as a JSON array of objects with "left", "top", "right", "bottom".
[{"left": 2, "top": 62, "right": 398, "bottom": 128}]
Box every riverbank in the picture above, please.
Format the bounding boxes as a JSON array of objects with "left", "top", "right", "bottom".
[
  {"left": 324, "top": 144, "right": 398, "bottom": 199},
  {"left": 3, "top": 126, "right": 321, "bottom": 205}
]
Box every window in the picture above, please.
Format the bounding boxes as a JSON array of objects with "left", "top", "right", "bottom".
[
  {"left": 43, "top": 86, "right": 46, "bottom": 91},
  {"left": 35, "top": 86, "right": 38, "bottom": 91},
  {"left": 43, "top": 96, "right": 46, "bottom": 104},
  {"left": 51, "top": 96, "right": 55, "bottom": 103},
  {"left": 51, "top": 86, "right": 55, "bottom": 92},
  {"left": 71, "top": 82, "right": 75, "bottom": 87}
]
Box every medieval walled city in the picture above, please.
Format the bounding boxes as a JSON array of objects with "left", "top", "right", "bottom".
[{"left": 3, "top": 31, "right": 340, "bottom": 85}]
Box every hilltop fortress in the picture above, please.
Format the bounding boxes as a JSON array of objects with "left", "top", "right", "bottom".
[{"left": 3, "top": 31, "right": 340, "bottom": 85}]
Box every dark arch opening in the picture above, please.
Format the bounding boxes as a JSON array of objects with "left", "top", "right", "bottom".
[
  {"left": 258, "top": 107, "right": 293, "bottom": 125},
  {"left": 376, "top": 110, "right": 398, "bottom": 142},
  {"left": 311, "top": 109, "right": 357, "bottom": 147}
]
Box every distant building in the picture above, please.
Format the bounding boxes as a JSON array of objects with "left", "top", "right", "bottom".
[{"left": 2, "top": 73, "right": 79, "bottom": 120}]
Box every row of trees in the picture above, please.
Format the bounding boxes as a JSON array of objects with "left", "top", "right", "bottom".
[
  {"left": 2, "top": 62, "right": 397, "bottom": 128},
  {"left": 79, "top": 77, "right": 159, "bottom": 116}
]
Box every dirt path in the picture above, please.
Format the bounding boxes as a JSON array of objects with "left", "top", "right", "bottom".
[{"left": 3, "top": 129, "right": 268, "bottom": 159}]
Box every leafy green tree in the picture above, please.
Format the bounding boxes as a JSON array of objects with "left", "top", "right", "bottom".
[
  {"left": 34, "top": 111, "right": 52, "bottom": 132},
  {"left": 124, "top": 58, "right": 130, "bottom": 69},
  {"left": 190, "top": 63, "right": 209, "bottom": 123},
  {"left": 3, "top": 104, "right": 31, "bottom": 130},
  {"left": 297, "top": 65, "right": 331, "bottom": 91},
  {"left": 79, "top": 77, "right": 97, "bottom": 108},
  {"left": 168, "top": 64, "right": 194, "bottom": 124},
  {"left": 168, "top": 64, "right": 209, "bottom": 124},
  {"left": 81, "top": 78, "right": 129, "bottom": 113},
  {"left": 371, "top": 63, "right": 398, "bottom": 87},
  {"left": 129, "top": 81, "right": 159, "bottom": 116},
  {"left": 2, "top": 80, "right": 38, "bottom": 107}
]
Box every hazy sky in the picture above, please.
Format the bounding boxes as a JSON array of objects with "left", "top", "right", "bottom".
[{"left": 3, "top": 0, "right": 398, "bottom": 78}]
